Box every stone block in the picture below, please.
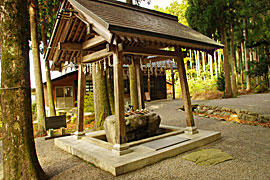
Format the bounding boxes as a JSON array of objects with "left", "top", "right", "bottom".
[
  {"left": 104, "top": 113, "right": 161, "bottom": 144},
  {"left": 220, "top": 112, "right": 231, "bottom": 117},
  {"left": 245, "top": 115, "right": 257, "bottom": 121},
  {"left": 206, "top": 110, "right": 215, "bottom": 115}
]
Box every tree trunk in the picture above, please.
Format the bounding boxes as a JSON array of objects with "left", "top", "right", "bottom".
[
  {"left": 194, "top": 50, "right": 199, "bottom": 80},
  {"left": 253, "top": 49, "right": 259, "bottom": 85},
  {"left": 189, "top": 50, "right": 193, "bottom": 69},
  {"left": 240, "top": 42, "right": 245, "bottom": 90},
  {"left": 0, "top": 0, "right": 47, "bottom": 179},
  {"left": 230, "top": 22, "right": 238, "bottom": 97},
  {"left": 221, "top": 21, "right": 233, "bottom": 98},
  {"left": 214, "top": 51, "right": 218, "bottom": 77},
  {"left": 41, "top": 23, "right": 56, "bottom": 116},
  {"left": 129, "top": 58, "right": 139, "bottom": 110},
  {"left": 29, "top": 0, "right": 46, "bottom": 135},
  {"left": 209, "top": 53, "right": 213, "bottom": 80},
  {"left": 106, "top": 67, "right": 115, "bottom": 114},
  {"left": 135, "top": 60, "right": 145, "bottom": 109},
  {"left": 202, "top": 52, "right": 206, "bottom": 80},
  {"left": 197, "top": 51, "right": 201, "bottom": 78},
  {"left": 218, "top": 49, "right": 221, "bottom": 74},
  {"left": 244, "top": 19, "right": 251, "bottom": 90},
  {"left": 92, "top": 63, "right": 111, "bottom": 130}
]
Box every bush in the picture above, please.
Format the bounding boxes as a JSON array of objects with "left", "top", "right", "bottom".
[
  {"left": 84, "top": 92, "right": 95, "bottom": 112},
  {"left": 32, "top": 102, "right": 37, "bottom": 121},
  {"left": 217, "top": 71, "right": 225, "bottom": 92},
  {"left": 188, "top": 78, "right": 218, "bottom": 96},
  {"left": 70, "top": 115, "right": 76, "bottom": 124},
  {"left": 254, "top": 83, "right": 268, "bottom": 93}
]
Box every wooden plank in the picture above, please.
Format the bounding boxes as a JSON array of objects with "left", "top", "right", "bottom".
[
  {"left": 175, "top": 47, "right": 195, "bottom": 128},
  {"left": 72, "top": 21, "right": 83, "bottom": 42},
  {"left": 53, "top": 48, "right": 61, "bottom": 63},
  {"left": 123, "top": 46, "right": 179, "bottom": 58},
  {"left": 82, "top": 49, "right": 112, "bottom": 63},
  {"left": 78, "top": 26, "right": 86, "bottom": 42},
  {"left": 59, "top": 42, "right": 82, "bottom": 51},
  {"left": 72, "top": 8, "right": 112, "bottom": 42},
  {"left": 113, "top": 31, "right": 218, "bottom": 52},
  {"left": 45, "top": 115, "right": 66, "bottom": 130},
  {"left": 67, "top": 18, "right": 78, "bottom": 41},
  {"left": 77, "top": 62, "right": 85, "bottom": 132},
  {"left": 113, "top": 49, "right": 127, "bottom": 144},
  {"left": 144, "top": 56, "right": 169, "bottom": 64},
  {"left": 82, "top": 36, "right": 106, "bottom": 50}
]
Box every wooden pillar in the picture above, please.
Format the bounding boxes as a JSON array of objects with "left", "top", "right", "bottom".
[
  {"left": 75, "top": 62, "right": 86, "bottom": 137},
  {"left": 112, "top": 48, "right": 130, "bottom": 155},
  {"left": 171, "top": 68, "right": 175, "bottom": 99},
  {"left": 135, "top": 60, "right": 145, "bottom": 109},
  {"left": 175, "top": 47, "right": 198, "bottom": 134}
]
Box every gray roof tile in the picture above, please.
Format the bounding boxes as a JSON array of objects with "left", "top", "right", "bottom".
[{"left": 71, "top": 0, "right": 223, "bottom": 49}]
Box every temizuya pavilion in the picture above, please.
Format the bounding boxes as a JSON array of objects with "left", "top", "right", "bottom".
[{"left": 45, "top": 0, "right": 223, "bottom": 176}]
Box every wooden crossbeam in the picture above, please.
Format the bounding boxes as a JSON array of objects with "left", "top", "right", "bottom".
[
  {"left": 122, "top": 46, "right": 180, "bottom": 58},
  {"left": 58, "top": 42, "right": 82, "bottom": 51},
  {"left": 82, "top": 36, "right": 106, "bottom": 50},
  {"left": 144, "top": 56, "right": 169, "bottom": 64},
  {"left": 82, "top": 49, "right": 112, "bottom": 63},
  {"left": 75, "top": 12, "right": 113, "bottom": 42},
  {"left": 53, "top": 48, "right": 61, "bottom": 63}
]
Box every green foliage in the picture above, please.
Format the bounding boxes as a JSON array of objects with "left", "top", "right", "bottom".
[
  {"left": 217, "top": 71, "right": 225, "bottom": 92},
  {"left": 70, "top": 115, "right": 76, "bottom": 124},
  {"left": 84, "top": 92, "right": 95, "bottom": 112},
  {"left": 186, "top": 0, "right": 226, "bottom": 38},
  {"left": 84, "top": 118, "right": 94, "bottom": 125},
  {"left": 38, "top": 0, "right": 60, "bottom": 38},
  {"left": 248, "top": 56, "right": 269, "bottom": 78},
  {"left": 154, "top": 0, "right": 189, "bottom": 26},
  {"left": 32, "top": 102, "right": 37, "bottom": 121},
  {"left": 188, "top": 78, "right": 218, "bottom": 96},
  {"left": 248, "top": 55, "right": 270, "bottom": 87},
  {"left": 254, "top": 83, "right": 268, "bottom": 93}
]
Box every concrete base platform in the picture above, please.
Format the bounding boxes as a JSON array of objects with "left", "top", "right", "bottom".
[{"left": 55, "top": 126, "right": 221, "bottom": 176}]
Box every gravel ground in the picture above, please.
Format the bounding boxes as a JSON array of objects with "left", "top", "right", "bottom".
[{"left": 1, "top": 93, "right": 270, "bottom": 179}]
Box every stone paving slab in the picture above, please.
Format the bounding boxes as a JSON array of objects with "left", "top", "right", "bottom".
[
  {"left": 141, "top": 136, "right": 190, "bottom": 150},
  {"left": 55, "top": 127, "right": 221, "bottom": 176}
]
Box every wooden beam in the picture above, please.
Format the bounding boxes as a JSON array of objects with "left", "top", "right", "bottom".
[
  {"left": 144, "top": 56, "right": 169, "bottom": 64},
  {"left": 75, "top": 11, "right": 113, "bottom": 42},
  {"left": 113, "top": 49, "right": 127, "bottom": 144},
  {"left": 123, "top": 46, "right": 179, "bottom": 58},
  {"left": 52, "top": 48, "right": 61, "bottom": 63},
  {"left": 175, "top": 47, "right": 197, "bottom": 134},
  {"left": 58, "top": 42, "right": 82, "bottom": 51},
  {"left": 82, "top": 36, "right": 106, "bottom": 50},
  {"left": 67, "top": 18, "right": 78, "bottom": 41},
  {"left": 76, "top": 62, "right": 85, "bottom": 133},
  {"left": 82, "top": 49, "right": 112, "bottom": 63}
]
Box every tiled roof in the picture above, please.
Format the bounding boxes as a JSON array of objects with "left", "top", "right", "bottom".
[{"left": 70, "top": 0, "right": 223, "bottom": 49}]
